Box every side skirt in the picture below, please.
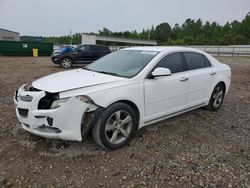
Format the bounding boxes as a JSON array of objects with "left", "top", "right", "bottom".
[{"left": 143, "top": 103, "right": 206, "bottom": 126}]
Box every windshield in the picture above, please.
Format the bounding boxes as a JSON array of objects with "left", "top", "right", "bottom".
[
  {"left": 85, "top": 50, "right": 158, "bottom": 78},
  {"left": 73, "top": 45, "right": 81, "bottom": 51}
]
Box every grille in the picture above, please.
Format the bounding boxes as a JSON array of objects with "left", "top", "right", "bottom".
[
  {"left": 35, "top": 125, "right": 61, "bottom": 133},
  {"left": 15, "top": 90, "right": 18, "bottom": 101},
  {"left": 18, "top": 108, "right": 29, "bottom": 118}
]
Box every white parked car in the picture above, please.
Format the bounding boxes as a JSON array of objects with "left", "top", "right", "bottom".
[{"left": 14, "top": 47, "right": 231, "bottom": 149}]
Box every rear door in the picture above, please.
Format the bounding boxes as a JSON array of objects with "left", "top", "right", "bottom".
[
  {"left": 182, "top": 52, "right": 215, "bottom": 107},
  {"left": 90, "top": 46, "right": 111, "bottom": 61},
  {"left": 89, "top": 46, "right": 102, "bottom": 61}
]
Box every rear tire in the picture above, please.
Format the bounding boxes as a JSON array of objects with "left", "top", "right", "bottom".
[
  {"left": 60, "top": 57, "right": 72, "bottom": 68},
  {"left": 92, "top": 102, "right": 137, "bottom": 150},
  {"left": 206, "top": 83, "right": 225, "bottom": 111}
]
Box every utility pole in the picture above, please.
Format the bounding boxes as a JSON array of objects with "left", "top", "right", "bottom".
[{"left": 70, "top": 29, "right": 72, "bottom": 45}]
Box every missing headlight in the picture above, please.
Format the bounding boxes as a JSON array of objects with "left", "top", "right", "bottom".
[
  {"left": 38, "top": 92, "right": 59, "bottom": 109},
  {"left": 24, "top": 84, "right": 40, "bottom": 92}
]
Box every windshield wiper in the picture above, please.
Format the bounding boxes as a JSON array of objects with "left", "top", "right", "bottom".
[
  {"left": 82, "top": 68, "right": 120, "bottom": 77},
  {"left": 81, "top": 67, "right": 89, "bottom": 70},
  {"left": 96, "top": 71, "right": 119, "bottom": 76}
]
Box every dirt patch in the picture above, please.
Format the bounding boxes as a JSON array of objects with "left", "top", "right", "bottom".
[{"left": 0, "top": 56, "right": 249, "bottom": 187}]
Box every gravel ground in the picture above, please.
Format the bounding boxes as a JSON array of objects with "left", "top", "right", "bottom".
[{"left": 0, "top": 56, "right": 249, "bottom": 188}]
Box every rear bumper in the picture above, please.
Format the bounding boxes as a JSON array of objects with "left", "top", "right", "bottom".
[{"left": 14, "top": 85, "right": 90, "bottom": 141}]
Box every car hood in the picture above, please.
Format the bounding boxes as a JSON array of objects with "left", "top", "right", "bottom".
[
  {"left": 32, "top": 69, "right": 126, "bottom": 93},
  {"left": 52, "top": 50, "right": 62, "bottom": 55}
]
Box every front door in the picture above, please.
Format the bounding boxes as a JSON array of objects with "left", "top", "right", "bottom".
[
  {"left": 144, "top": 52, "right": 189, "bottom": 123},
  {"left": 75, "top": 45, "right": 92, "bottom": 63}
]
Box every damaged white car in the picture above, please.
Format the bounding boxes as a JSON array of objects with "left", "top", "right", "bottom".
[{"left": 14, "top": 47, "right": 231, "bottom": 149}]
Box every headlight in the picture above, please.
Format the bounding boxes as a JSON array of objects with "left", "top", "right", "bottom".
[
  {"left": 50, "top": 96, "right": 91, "bottom": 109},
  {"left": 52, "top": 53, "right": 61, "bottom": 57},
  {"left": 50, "top": 98, "right": 69, "bottom": 109},
  {"left": 23, "top": 83, "right": 32, "bottom": 91}
]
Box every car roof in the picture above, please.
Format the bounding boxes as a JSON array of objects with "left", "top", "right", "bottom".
[
  {"left": 81, "top": 44, "right": 108, "bottom": 47},
  {"left": 122, "top": 46, "right": 204, "bottom": 54}
]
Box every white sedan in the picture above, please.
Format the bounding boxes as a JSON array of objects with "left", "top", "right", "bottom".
[{"left": 14, "top": 47, "right": 231, "bottom": 149}]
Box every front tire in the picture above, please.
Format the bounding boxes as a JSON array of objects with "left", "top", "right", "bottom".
[
  {"left": 206, "top": 83, "right": 225, "bottom": 111},
  {"left": 92, "top": 103, "right": 137, "bottom": 150},
  {"left": 60, "top": 57, "right": 72, "bottom": 68}
]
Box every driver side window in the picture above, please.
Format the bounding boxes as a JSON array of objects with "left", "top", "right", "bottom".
[
  {"left": 155, "top": 52, "right": 184, "bottom": 74},
  {"left": 79, "top": 45, "right": 90, "bottom": 52}
]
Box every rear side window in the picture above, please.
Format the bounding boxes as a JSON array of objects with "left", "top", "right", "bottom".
[
  {"left": 102, "top": 46, "right": 109, "bottom": 51},
  {"left": 90, "top": 46, "right": 100, "bottom": 51},
  {"left": 203, "top": 55, "right": 212, "bottom": 67},
  {"left": 184, "top": 52, "right": 208, "bottom": 70},
  {"left": 156, "top": 53, "right": 184, "bottom": 74}
]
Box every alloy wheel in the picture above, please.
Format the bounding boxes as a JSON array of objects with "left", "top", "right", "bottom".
[
  {"left": 61, "top": 58, "right": 72, "bottom": 68},
  {"left": 105, "top": 110, "right": 133, "bottom": 145},
  {"left": 212, "top": 86, "right": 224, "bottom": 108}
]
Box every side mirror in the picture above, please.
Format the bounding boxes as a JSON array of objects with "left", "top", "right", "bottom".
[
  {"left": 150, "top": 67, "right": 171, "bottom": 78},
  {"left": 77, "top": 49, "right": 82, "bottom": 52}
]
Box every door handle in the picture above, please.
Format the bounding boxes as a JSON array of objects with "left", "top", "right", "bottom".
[
  {"left": 180, "top": 77, "right": 189, "bottom": 82},
  {"left": 210, "top": 71, "right": 216, "bottom": 75}
]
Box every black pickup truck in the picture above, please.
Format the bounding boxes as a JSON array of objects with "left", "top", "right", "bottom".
[{"left": 51, "top": 44, "right": 111, "bottom": 68}]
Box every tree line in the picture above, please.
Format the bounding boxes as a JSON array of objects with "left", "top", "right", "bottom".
[{"left": 44, "top": 12, "right": 250, "bottom": 45}]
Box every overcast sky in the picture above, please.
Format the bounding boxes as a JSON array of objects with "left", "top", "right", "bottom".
[{"left": 0, "top": 0, "right": 249, "bottom": 36}]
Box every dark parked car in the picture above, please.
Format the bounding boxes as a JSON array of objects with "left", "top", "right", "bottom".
[{"left": 51, "top": 44, "right": 111, "bottom": 68}]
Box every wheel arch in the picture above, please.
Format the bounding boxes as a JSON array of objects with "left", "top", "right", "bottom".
[
  {"left": 107, "top": 100, "right": 140, "bottom": 126},
  {"left": 209, "top": 80, "right": 226, "bottom": 99},
  {"left": 210, "top": 71, "right": 230, "bottom": 97},
  {"left": 206, "top": 80, "right": 226, "bottom": 111},
  {"left": 217, "top": 81, "right": 226, "bottom": 91}
]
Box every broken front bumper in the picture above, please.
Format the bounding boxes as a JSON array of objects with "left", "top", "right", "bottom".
[{"left": 14, "top": 85, "right": 91, "bottom": 141}]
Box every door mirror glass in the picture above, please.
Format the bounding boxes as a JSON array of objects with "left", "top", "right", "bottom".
[{"left": 151, "top": 67, "right": 171, "bottom": 78}]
